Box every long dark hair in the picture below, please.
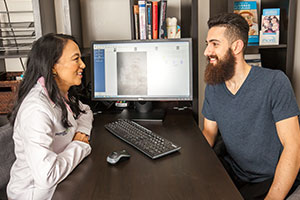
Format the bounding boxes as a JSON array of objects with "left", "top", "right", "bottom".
[{"left": 8, "top": 33, "right": 85, "bottom": 128}]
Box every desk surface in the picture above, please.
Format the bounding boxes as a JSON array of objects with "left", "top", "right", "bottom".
[{"left": 52, "top": 110, "right": 243, "bottom": 200}]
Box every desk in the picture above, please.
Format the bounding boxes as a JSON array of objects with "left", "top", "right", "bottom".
[{"left": 52, "top": 110, "right": 243, "bottom": 200}]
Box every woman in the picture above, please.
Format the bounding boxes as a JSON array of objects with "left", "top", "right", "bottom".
[{"left": 7, "top": 33, "right": 93, "bottom": 200}]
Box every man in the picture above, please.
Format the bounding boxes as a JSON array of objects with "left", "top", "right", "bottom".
[{"left": 202, "top": 13, "right": 300, "bottom": 199}]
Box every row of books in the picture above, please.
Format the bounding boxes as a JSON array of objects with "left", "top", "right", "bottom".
[
  {"left": 234, "top": 0, "right": 280, "bottom": 45},
  {"left": 133, "top": 0, "right": 173, "bottom": 40}
]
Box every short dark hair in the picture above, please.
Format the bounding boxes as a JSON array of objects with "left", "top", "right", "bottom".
[{"left": 207, "top": 13, "right": 249, "bottom": 52}]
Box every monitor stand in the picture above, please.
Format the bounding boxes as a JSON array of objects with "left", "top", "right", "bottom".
[{"left": 118, "top": 102, "right": 165, "bottom": 122}]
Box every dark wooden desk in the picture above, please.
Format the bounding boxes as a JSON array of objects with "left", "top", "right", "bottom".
[{"left": 52, "top": 110, "right": 243, "bottom": 200}]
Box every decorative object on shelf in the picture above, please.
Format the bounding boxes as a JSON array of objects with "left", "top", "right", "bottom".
[
  {"left": 166, "top": 17, "right": 177, "bottom": 39},
  {"left": 234, "top": 0, "right": 259, "bottom": 44},
  {"left": 259, "top": 8, "right": 280, "bottom": 45},
  {"left": 175, "top": 25, "right": 181, "bottom": 38}
]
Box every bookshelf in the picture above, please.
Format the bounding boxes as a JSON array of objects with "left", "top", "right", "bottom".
[
  {"left": 129, "top": 0, "right": 199, "bottom": 121},
  {"left": 0, "top": 0, "right": 56, "bottom": 114},
  {"left": 211, "top": 0, "right": 297, "bottom": 80},
  {"left": 0, "top": 0, "right": 56, "bottom": 67}
]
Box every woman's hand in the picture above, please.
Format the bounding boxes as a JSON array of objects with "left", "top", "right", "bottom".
[{"left": 73, "top": 132, "right": 89, "bottom": 144}]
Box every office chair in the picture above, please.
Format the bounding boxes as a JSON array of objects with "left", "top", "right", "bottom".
[{"left": 0, "top": 123, "right": 15, "bottom": 200}]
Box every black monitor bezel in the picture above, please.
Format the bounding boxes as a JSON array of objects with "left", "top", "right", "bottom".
[{"left": 90, "top": 38, "right": 193, "bottom": 101}]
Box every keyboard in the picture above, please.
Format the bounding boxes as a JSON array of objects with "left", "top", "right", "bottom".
[{"left": 105, "top": 119, "right": 181, "bottom": 159}]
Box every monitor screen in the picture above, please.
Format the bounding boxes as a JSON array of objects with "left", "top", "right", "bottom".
[{"left": 91, "top": 39, "right": 192, "bottom": 101}]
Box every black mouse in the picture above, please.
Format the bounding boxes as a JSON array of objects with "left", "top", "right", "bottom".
[{"left": 107, "top": 150, "right": 131, "bottom": 164}]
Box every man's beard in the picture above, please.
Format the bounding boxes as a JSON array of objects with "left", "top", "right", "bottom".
[{"left": 204, "top": 48, "right": 236, "bottom": 85}]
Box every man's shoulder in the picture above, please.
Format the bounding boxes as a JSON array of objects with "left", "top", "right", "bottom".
[
  {"left": 251, "top": 66, "right": 287, "bottom": 83},
  {"left": 252, "top": 65, "right": 280, "bottom": 75}
]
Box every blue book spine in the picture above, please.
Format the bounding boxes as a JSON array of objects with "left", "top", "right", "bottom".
[{"left": 146, "top": 2, "right": 152, "bottom": 39}]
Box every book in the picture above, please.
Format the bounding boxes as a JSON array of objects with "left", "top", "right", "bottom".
[
  {"left": 146, "top": 2, "right": 152, "bottom": 39},
  {"left": 159, "top": 0, "right": 167, "bottom": 39},
  {"left": 152, "top": 1, "right": 159, "bottom": 39},
  {"left": 138, "top": 0, "right": 147, "bottom": 40},
  {"left": 245, "top": 54, "right": 261, "bottom": 67},
  {"left": 259, "top": 8, "right": 280, "bottom": 45},
  {"left": 133, "top": 5, "right": 139, "bottom": 40},
  {"left": 234, "top": 0, "right": 259, "bottom": 44}
]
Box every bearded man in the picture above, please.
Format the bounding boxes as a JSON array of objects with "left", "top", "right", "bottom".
[{"left": 201, "top": 13, "right": 300, "bottom": 200}]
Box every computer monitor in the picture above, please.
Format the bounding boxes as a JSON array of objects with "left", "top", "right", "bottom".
[{"left": 91, "top": 38, "right": 193, "bottom": 121}]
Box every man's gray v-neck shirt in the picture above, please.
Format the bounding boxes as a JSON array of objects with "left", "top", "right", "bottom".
[{"left": 202, "top": 66, "right": 300, "bottom": 182}]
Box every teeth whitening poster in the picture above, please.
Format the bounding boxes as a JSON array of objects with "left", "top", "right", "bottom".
[{"left": 234, "top": 0, "right": 259, "bottom": 44}]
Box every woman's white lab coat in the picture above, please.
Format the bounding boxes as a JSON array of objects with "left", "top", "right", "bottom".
[{"left": 7, "top": 77, "right": 93, "bottom": 200}]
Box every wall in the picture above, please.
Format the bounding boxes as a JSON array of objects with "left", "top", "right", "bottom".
[
  {"left": 79, "top": 0, "right": 132, "bottom": 48},
  {"left": 197, "top": 0, "right": 210, "bottom": 129},
  {"left": 292, "top": 2, "right": 300, "bottom": 106},
  {"left": 77, "top": 0, "right": 181, "bottom": 48},
  {"left": 2, "top": 0, "right": 181, "bottom": 71}
]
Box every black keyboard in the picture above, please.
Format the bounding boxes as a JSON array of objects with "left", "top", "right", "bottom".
[{"left": 105, "top": 119, "right": 181, "bottom": 159}]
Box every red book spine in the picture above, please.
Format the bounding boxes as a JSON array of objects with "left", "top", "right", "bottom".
[{"left": 152, "top": 1, "right": 158, "bottom": 39}]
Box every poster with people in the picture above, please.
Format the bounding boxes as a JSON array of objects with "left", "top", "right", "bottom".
[
  {"left": 259, "top": 8, "right": 280, "bottom": 45},
  {"left": 234, "top": 0, "right": 259, "bottom": 44}
]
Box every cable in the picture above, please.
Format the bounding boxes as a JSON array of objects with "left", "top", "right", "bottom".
[
  {"left": 3, "top": 0, "right": 26, "bottom": 72},
  {"left": 3, "top": 0, "right": 19, "bottom": 51}
]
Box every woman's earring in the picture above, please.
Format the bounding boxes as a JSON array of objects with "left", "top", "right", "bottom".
[{"left": 53, "top": 71, "right": 57, "bottom": 76}]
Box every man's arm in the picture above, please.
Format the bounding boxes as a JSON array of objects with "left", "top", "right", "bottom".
[
  {"left": 202, "top": 117, "right": 219, "bottom": 147},
  {"left": 265, "top": 116, "right": 300, "bottom": 200}
]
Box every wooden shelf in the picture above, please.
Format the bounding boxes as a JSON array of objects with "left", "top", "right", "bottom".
[
  {"left": 0, "top": 21, "right": 34, "bottom": 28},
  {"left": 0, "top": 35, "right": 35, "bottom": 40},
  {"left": 245, "top": 44, "right": 288, "bottom": 53},
  {"left": 248, "top": 44, "right": 287, "bottom": 49},
  {"left": 0, "top": 50, "right": 30, "bottom": 59},
  {"left": 0, "top": 11, "right": 33, "bottom": 14}
]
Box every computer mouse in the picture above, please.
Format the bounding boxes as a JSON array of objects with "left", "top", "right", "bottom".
[{"left": 107, "top": 150, "right": 131, "bottom": 164}]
